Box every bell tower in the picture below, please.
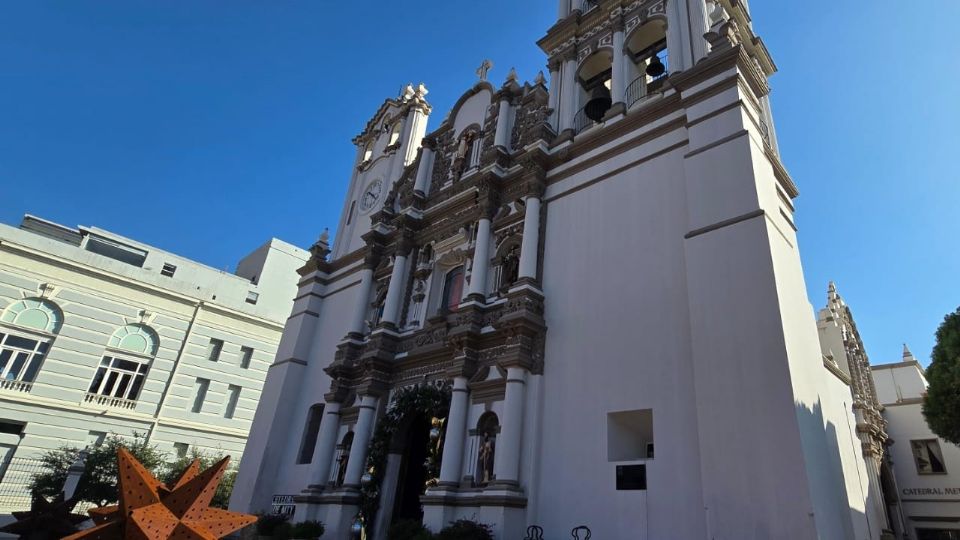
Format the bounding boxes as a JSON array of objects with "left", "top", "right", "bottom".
[{"left": 330, "top": 84, "right": 431, "bottom": 260}]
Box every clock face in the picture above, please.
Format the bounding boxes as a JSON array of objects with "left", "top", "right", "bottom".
[{"left": 360, "top": 179, "right": 383, "bottom": 212}]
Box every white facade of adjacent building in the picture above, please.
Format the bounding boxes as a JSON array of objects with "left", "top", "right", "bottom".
[
  {"left": 231, "top": 1, "right": 895, "bottom": 539},
  {"left": 0, "top": 215, "right": 307, "bottom": 467},
  {"left": 873, "top": 352, "right": 960, "bottom": 540}
]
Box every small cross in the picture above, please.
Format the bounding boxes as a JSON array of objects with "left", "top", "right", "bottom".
[{"left": 476, "top": 59, "right": 493, "bottom": 82}]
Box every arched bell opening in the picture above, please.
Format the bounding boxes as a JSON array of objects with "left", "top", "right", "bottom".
[
  {"left": 624, "top": 20, "right": 669, "bottom": 109},
  {"left": 575, "top": 50, "right": 614, "bottom": 133},
  {"left": 388, "top": 413, "right": 432, "bottom": 525}
]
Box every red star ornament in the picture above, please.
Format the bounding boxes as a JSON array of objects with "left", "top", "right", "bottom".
[{"left": 63, "top": 448, "right": 255, "bottom": 540}]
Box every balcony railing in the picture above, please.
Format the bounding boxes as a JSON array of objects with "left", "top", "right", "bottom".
[
  {"left": 625, "top": 51, "right": 669, "bottom": 109},
  {"left": 83, "top": 392, "right": 138, "bottom": 410},
  {"left": 0, "top": 379, "right": 32, "bottom": 393},
  {"left": 573, "top": 105, "right": 599, "bottom": 135}
]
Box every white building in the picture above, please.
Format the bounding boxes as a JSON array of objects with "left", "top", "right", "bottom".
[
  {"left": 873, "top": 350, "right": 960, "bottom": 540},
  {"left": 0, "top": 214, "right": 307, "bottom": 466},
  {"left": 232, "top": 1, "right": 892, "bottom": 539}
]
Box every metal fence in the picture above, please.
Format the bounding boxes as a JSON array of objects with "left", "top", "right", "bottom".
[
  {"left": 0, "top": 455, "right": 239, "bottom": 515},
  {"left": 0, "top": 456, "right": 44, "bottom": 512}
]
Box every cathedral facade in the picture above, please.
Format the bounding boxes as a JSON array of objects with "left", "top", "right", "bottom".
[{"left": 231, "top": 1, "right": 892, "bottom": 538}]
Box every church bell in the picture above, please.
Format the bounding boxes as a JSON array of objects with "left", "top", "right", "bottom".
[
  {"left": 584, "top": 85, "right": 612, "bottom": 122},
  {"left": 645, "top": 54, "right": 666, "bottom": 78}
]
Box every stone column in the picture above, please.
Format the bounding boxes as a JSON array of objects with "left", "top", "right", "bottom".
[
  {"left": 612, "top": 26, "right": 626, "bottom": 104},
  {"left": 688, "top": 0, "right": 711, "bottom": 63},
  {"left": 308, "top": 400, "right": 342, "bottom": 488},
  {"left": 467, "top": 218, "right": 492, "bottom": 302},
  {"left": 349, "top": 267, "right": 375, "bottom": 337},
  {"left": 493, "top": 367, "right": 527, "bottom": 484},
  {"left": 380, "top": 241, "right": 412, "bottom": 327},
  {"left": 413, "top": 139, "right": 436, "bottom": 196},
  {"left": 667, "top": 0, "right": 689, "bottom": 73},
  {"left": 547, "top": 61, "right": 561, "bottom": 131},
  {"left": 494, "top": 97, "right": 512, "bottom": 151},
  {"left": 559, "top": 53, "right": 578, "bottom": 132},
  {"left": 438, "top": 377, "right": 470, "bottom": 486},
  {"left": 518, "top": 193, "right": 542, "bottom": 282},
  {"left": 343, "top": 395, "right": 379, "bottom": 488}
]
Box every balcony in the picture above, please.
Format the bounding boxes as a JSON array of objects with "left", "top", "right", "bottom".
[
  {"left": 0, "top": 379, "right": 32, "bottom": 393},
  {"left": 83, "top": 392, "right": 137, "bottom": 410}
]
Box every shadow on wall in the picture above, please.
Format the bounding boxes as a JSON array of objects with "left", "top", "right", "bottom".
[{"left": 795, "top": 399, "right": 872, "bottom": 540}]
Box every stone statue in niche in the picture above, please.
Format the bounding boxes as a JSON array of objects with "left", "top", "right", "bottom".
[
  {"left": 367, "top": 282, "right": 388, "bottom": 329},
  {"left": 335, "top": 447, "right": 350, "bottom": 486},
  {"left": 451, "top": 131, "right": 478, "bottom": 181},
  {"left": 478, "top": 435, "right": 495, "bottom": 485},
  {"left": 407, "top": 246, "right": 434, "bottom": 328},
  {"left": 498, "top": 244, "right": 521, "bottom": 292}
]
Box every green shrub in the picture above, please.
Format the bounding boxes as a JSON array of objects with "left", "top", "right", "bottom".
[
  {"left": 256, "top": 513, "right": 291, "bottom": 536},
  {"left": 291, "top": 520, "right": 325, "bottom": 538},
  {"left": 30, "top": 433, "right": 166, "bottom": 507},
  {"left": 435, "top": 519, "right": 493, "bottom": 540},
  {"left": 388, "top": 519, "right": 434, "bottom": 540}
]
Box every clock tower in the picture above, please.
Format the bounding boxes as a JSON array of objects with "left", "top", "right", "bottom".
[{"left": 331, "top": 84, "right": 431, "bottom": 260}]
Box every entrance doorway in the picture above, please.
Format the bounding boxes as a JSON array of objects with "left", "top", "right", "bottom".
[{"left": 391, "top": 414, "right": 431, "bottom": 524}]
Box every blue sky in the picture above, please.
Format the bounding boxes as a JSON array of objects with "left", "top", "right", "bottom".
[{"left": 1, "top": 1, "right": 957, "bottom": 367}]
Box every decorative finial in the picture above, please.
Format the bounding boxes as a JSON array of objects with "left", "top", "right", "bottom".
[
  {"left": 417, "top": 82, "right": 428, "bottom": 97},
  {"left": 534, "top": 70, "right": 547, "bottom": 86},
  {"left": 506, "top": 67, "right": 518, "bottom": 83},
  {"left": 319, "top": 228, "right": 330, "bottom": 245},
  {"left": 902, "top": 343, "right": 915, "bottom": 360},
  {"left": 476, "top": 59, "right": 493, "bottom": 82}
]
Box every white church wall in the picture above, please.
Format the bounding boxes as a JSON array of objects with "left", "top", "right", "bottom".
[
  {"left": 536, "top": 145, "right": 706, "bottom": 539},
  {"left": 821, "top": 371, "right": 876, "bottom": 540}
]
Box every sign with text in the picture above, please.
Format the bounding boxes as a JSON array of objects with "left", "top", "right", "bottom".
[
  {"left": 902, "top": 487, "right": 960, "bottom": 497},
  {"left": 271, "top": 494, "right": 296, "bottom": 515}
]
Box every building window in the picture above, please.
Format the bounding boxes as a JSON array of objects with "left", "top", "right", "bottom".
[
  {"left": 388, "top": 121, "right": 402, "bottom": 146},
  {"left": 297, "top": 404, "right": 325, "bottom": 464},
  {"left": 0, "top": 421, "right": 24, "bottom": 435},
  {"left": 173, "top": 442, "right": 189, "bottom": 458},
  {"left": 346, "top": 201, "right": 357, "bottom": 226},
  {"left": 224, "top": 385, "right": 241, "bottom": 419},
  {"left": 87, "top": 356, "right": 150, "bottom": 402},
  {"left": 86, "top": 431, "right": 107, "bottom": 448},
  {"left": 161, "top": 263, "right": 177, "bottom": 277},
  {"left": 440, "top": 266, "right": 465, "bottom": 313},
  {"left": 362, "top": 141, "right": 374, "bottom": 164},
  {"left": 911, "top": 439, "right": 947, "bottom": 474},
  {"left": 207, "top": 339, "right": 223, "bottom": 362},
  {"left": 191, "top": 378, "right": 210, "bottom": 413},
  {"left": 245, "top": 291, "right": 259, "bottom": 305},
  {"left": 0, "top": 333, "right": 49, "bottom": 386},
  {"left": 240, "top": 346, "right": 253, "bottom": 369}
]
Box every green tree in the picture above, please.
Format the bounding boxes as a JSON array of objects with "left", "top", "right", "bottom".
[
  {"left": 923, "top": 307, "right": 960, "bottom": 445},
  {"left": 159, "top": 448, "right": 236, "bottom": 509},
  {"left": 31, "top": 433, "right": 166, "bottom": 507}
]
